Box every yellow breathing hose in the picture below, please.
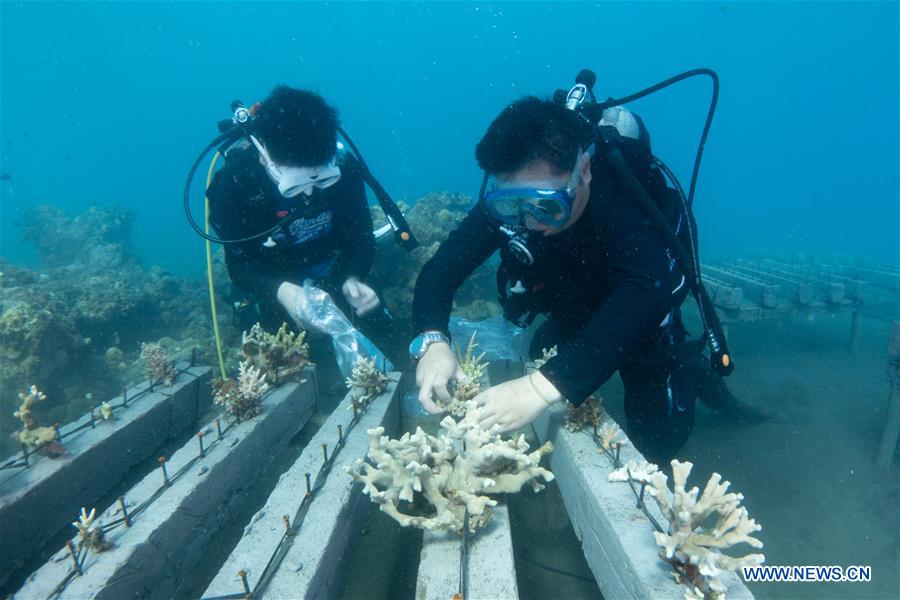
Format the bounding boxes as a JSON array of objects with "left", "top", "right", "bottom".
[{"left": 204, "top": 152, "right": 228, "bottom": 379}]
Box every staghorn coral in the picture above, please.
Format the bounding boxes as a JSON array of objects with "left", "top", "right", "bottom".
[
  {"left": 596, "top": 421, "right": 627, "bottom": 452},
  {"left": 212, "top": 361, "right": 270, "bottom": 422},
  {"left": 12, "top": 385, "right": 57, "bottom": 448},
  {"left": 533, "top": 345, "right": 558, "bottom": 369},
  {"left": 564, "top": 395, "right": 605, "bottom": 433},
  {"left": 345, "top": 356, "right": 390, "bottom": 411},
  {"left": 608, "top": 459, "right": 660, "bottom": 485},
  {"left": 241, "top": 322, "right": 310, "bottom": 381},
  {"left": 100, "top": 402, "right": 114, "bottom": 421},
  {"left": 72, "top": 506, "right": 112, "bottom": 552},
  {"left": 348, "top": 400, "right": 554, "bottom": 534},
  {"left": 440, "top": 332, "right": 488, "bottom": 418},
  {"left": 648, "top": 460, "right": 765, "bottom": 598},
  {"left": 141, "top": 342, "right": 177, "bottom": 387}
]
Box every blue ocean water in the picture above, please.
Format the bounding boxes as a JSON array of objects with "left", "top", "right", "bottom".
[{"left": 1, "top": 2, "right": 897, "bottom": 276}]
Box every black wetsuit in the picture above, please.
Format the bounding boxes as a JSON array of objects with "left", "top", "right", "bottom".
[
  {"left": 413, "top": 145, "right": 702, "bottom": 464},
  {"left": 207, "top": 140, "right": 405, "bottom": 366}
]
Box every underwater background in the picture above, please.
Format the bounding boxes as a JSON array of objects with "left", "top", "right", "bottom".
[
  {"left": 1, "top": 2, "right": 899, "bottom": 600},
  {"left": 1, "top": 1, "right": 898, "bottom": 273}
]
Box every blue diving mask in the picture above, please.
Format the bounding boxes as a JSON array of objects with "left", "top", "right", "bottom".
[{"left": 482, "top": 144, "right": 595, "bottom": 227}]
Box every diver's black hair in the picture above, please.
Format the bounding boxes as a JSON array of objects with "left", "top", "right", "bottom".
[
  {"left": 253, "top": 86, "right": 339, "bottom": 167},
  {"left": 476, "top": 96, "right": 594, "bottom": 175}
]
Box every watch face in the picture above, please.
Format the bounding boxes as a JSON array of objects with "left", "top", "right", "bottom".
[{"left": 409, "top": 336, "right": 426, "bottom": 358}]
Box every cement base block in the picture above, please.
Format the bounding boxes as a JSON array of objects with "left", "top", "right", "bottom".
[
  {"left": 532, "top": 405, "right": 753, "bottom": 599},
  {"left": 0, "top": 363, "right": 211, "bottom": 587},
  {"left": 415, "top": 504, "right": 518, "bottom": 600},
  {"left": 261, "top": 377, "right": 400, "bottom": 600},
  {"left": 18, "top": 372, "right": 316, "bottom": 600}
]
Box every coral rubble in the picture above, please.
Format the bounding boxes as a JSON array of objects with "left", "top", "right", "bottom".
[
  {"left": 648, "top": 460, "right": 765, "bottom": 597},
  {"left": 72, "top": 506, "right": 112, "bottom": 552},
  {"left": 345, "top": 356, "right": 390, "bottom": 411},
  {"left": 439, "top": 332, "right": 488, "bottom": 418},
  {"left": 141, "top": 342, "right": 177, "bottom": 387},
  {"left": 563, "top": 395, "right": 605, "bottom": 433},
  {"left": 348, "top": 401, "right": 554, "bottom": 534}
]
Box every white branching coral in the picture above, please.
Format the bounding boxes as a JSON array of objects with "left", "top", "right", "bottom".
[
  {"left": 648, "top": 460, "right": 765, "bottom": 597},
  {"left": 212, "top": 361, "right": 270, "bottom": 421},
  {"left": 596, "top": 421, "right": 627, "bottom": 451},
  {"left": 13, "top": 385, "right": 56, "bottom": 448},
  {"left": 564, "top": 395, "right": 604, "bottom": 432},
  {"left": 608, "top": 459, "right": 660, "bottom": 485},
  {"left": 347, "top": 401, "right": 554, "bottom": 534},
  {"left": 100, "top": 401, "right": 114, "bottom": 421},
  {"left": 241, "top": 322, "right": 310, "bottom": 381},
  {"left": 72, "top": 506, "right": 112, "bottom": 552},
  {"left": 439, "top": 332, "right": 488, "bottom": 418},
  {"left": 533, "top": 345, "right": 558, "bottom": 369},
  {"left": 345, "top": 356, "right": 390, "bottom": 411},
  {"left": 141, "top": 342, "right": 177, "bottom": 386}
]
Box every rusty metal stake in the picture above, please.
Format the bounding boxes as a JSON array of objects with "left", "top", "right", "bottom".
[
  {"left": 159, "top": 456, "right": 170, "bottom": 487},
  {"left": 321, "top": 443, "right": 328, "bottom": 463},
  {"left": 20, "top": 442, "right": 29, "bottom": 467},
  {"left": 351, "top": 397, "right": 358, "bottom": 418},
  {"left": 215, "top": 417, "right": 223, "bottom": 439},
  {"left": 337, "top": 424, "right": 343, "bottom": 445},
  {"left": 190, "top": 347, "right": 197, "bottom": 367},
  {"left": 118, "top": 496, "right": 131, "bottom": 527},
  {"left": 89, "top": 406, "right": 96, "bottom": 428},
  {"left": 66, "top": 540, "right": 82, "bottom": 576},
  {"left": 238, "top": 569, "right": 251, "bottom": 598},
  {"left": 122, "top": 387, "right": 128, "bottom": 407},
  {"left": 197, "top": 431, "right": 205, "bottom": 458},
  {"left": 304, "top": 473, "right": 312, "bottom": 497},
  {"left": 148, "top": 371, "right": 155, "bottom": 392},
  {"left": 53, "top": 423, "right": 62, "bottom": 444},
  {"left": 282, "top": 515, "right": 291, "bottom": 532}
]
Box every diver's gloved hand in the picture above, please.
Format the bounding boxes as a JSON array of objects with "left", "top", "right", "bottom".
[
  {"left": 475, "top": 371, "right": 562, "bottom": 433},
  {"left": 342, "top": 276, "right": 380, "bottom": 317},
  {"left": 276, "top": 281, "right": 326, "bottom": 330},
  {"left": 416, "top": 342, "right": 464, "bottom": 414}
]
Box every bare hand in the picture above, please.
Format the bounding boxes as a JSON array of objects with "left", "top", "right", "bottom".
[
  {"left": 342, "top": 277, "right": 381, "bottom": 316},
  {"left": 416, "top": 342, "right": 464, "bottom": 414}
]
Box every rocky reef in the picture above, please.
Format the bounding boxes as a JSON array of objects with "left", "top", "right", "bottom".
[
  {"left": 0, "top": 204, "right": 240, "bottom": 458},
  {"left": 369, "top": 192, "right": 500, "bottom": 322}
]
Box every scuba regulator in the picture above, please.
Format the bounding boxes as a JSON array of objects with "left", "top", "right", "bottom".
[
  {"left": 184, "top": 100, "right": 418, "bottom": 250},
  {"left": 496, "top": 68, "right": 734, "bottom": 376}
]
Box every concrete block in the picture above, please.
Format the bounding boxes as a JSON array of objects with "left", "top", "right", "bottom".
[
  {"left": 248, "top": 376, "right": 402, "bottom": 600},
  {"left": 17, "top": 371, "right": 315, "bottom": 600},
  {"left": 0, "top": 363, "right": 211, "bottom": 586},
  {"left": 415, "top": 505, "right": 518, "bottom": 600},
  {"left": 531, "top": 405, "right": 753, "bottom": 599}
]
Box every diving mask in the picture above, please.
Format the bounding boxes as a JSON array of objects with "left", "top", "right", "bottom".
[
  {"left": 250, "top": 135, "right": 342, "bottom": 198},
  {"left": 482, "top": 144, "right": 594, "bottom": 227}
]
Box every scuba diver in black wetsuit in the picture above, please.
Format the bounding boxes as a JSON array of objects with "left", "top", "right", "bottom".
[
  {"left": 410, "top": 71, "right": 741, "bottom": 464},
  {"left": 201, "top": 86, "right": 411, "bottom": 369}
]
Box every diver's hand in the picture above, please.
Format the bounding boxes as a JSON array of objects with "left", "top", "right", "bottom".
[
  {"left": 416, "top": 342, "right": 464, "bottom": 414},
  {"left": 475, "top": 372, "right": 562, "bottom": 433},
  {"left": 276, "top": 281, "right": 328, "bottom": 328},
  {"left": 342, "top": 276, "right": 380, "bottom": 317}
]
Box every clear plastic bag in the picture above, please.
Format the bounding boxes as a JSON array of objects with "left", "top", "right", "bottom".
[
  {"left": 286, "top": 280, "right": 392, "bottom": 378},
  {"left": 449, "top": 315, "right": 526, "bottom": 362}
]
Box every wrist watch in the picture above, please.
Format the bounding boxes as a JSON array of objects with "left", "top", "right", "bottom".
[{"left": 409, "top": 330, "right": 450, "bottom": 361}]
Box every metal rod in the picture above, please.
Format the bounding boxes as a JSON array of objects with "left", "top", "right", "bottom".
[
  {"left": 66, "top": 540, "right": 82, "bottom": 576},
  {"left": 148, "top": 372, "right": 155, "bottom": 392},
  {"left": 337, "top": 424, "right": 343, "bottom": 445},
  {"left": 159, "top": 456, "right": 170, "bottom": 486},
  {"left": 216, "top": 417, "right": 223, "bottom": 439},
  {"left": 20, "top": 442, "right": 29, "bottom": 467},
  {"left": 282, "top": 515, "right": 291, "bottom": 532},
  {"left": 53, "top": 423, "right": 62, "bottom": 444},
  {"left": 122, "top": 387, "right": 128, "bottom": 407},
  {"left": 238, "top": 569, "right": 251, "bottom": 598},
  {"left": 321, "top": 443, "right": 328, "bottom": 463},
  {"left": 118, "top": 496, "right": 131, "bottom": 527},
  {"left": 197, "top": 431, "right": 205, "bottom": 458},
  {"left": 90, "top": 407, "right": 96, "bottom": 428},
  {"left": 305, "top": 473, "right": 312, "bottom": 496},
  {"left": 190, "top": 347, "right": 197, "bottom": 367}
]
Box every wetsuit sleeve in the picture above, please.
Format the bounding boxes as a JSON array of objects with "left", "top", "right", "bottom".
[
  {"left": 412, "top": 203, "right": 505, "bottom": 337},
  {"left": 207, "top": 165, "right": 285, "bottom": 301},
  {"left": 538, "top": 195, "right": 687, "bottom": 405},
  {"left": 328, "top": 158, "right": 374, "bottom": 287}
]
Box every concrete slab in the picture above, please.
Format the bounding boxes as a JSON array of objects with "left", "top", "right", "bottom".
[
  {"left": 17, "top": 371, "right": 315, "bottom": 600},
  {"left": 219, "top": 375, "right": 401, "bottom": 600},
  {"left": 0, "top": 363, "right": 211, "bottom": 587},
  {"left": 415, "top": 505, "right": 518, "bottom": 600},
  {"left": 531, "top": 402, "right": 753, "bottom": 599}
]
